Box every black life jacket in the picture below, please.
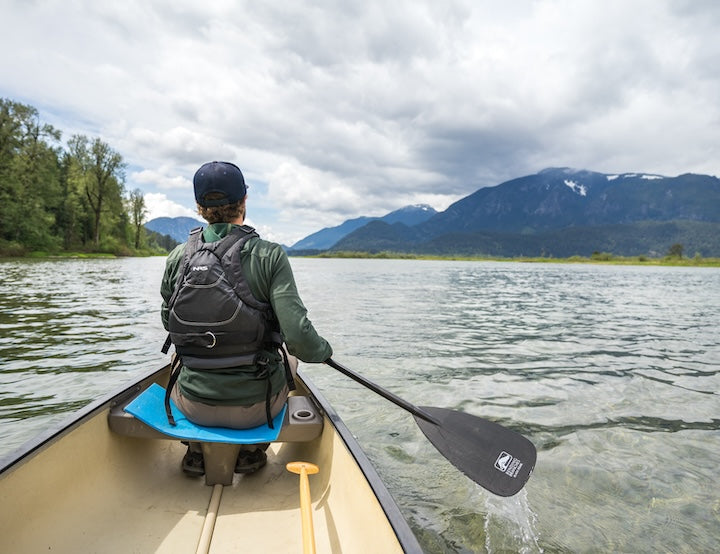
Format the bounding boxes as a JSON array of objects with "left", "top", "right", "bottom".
[
  {"left": 165, "top": 225, "right": 280, "bottom": 368},
  {"left": 161, "top": 225, "right": 294, "bottom": 427}
]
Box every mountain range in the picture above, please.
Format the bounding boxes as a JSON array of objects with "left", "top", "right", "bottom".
[
  {"left": 144, "top": 168, "right": 720, "bottom": 256},
  {"left": 143, "top": 205, "right": 438, "bottom": 247},
  {"left": 290, "top": 204, "right": 437, "bottom": 250},
  {"left": 329, "top": 168, "right": 720, "bottom": 257}
]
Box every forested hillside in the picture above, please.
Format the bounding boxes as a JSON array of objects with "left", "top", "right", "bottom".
[{"left": 0, "top": 98, "right": 167, "bottom": 256}]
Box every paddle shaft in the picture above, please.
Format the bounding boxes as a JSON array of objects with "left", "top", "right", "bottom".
[
  {"left": 299, "top": 466, "right": 315, "bottom": 554},
  {"left": 196, "top": 484, "right": 223, "bottom": 554},
  {"left": 325, "top": 359, "right": 440, "bottom": 425}
]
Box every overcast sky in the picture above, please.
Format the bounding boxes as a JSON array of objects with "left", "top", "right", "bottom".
[{"left": 2, "top": 0, "right": 719, "bottom": 245}]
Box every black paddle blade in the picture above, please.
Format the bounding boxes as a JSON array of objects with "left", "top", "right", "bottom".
[{"left": 414, "top": 406, "right": 536, "bottom": 497}]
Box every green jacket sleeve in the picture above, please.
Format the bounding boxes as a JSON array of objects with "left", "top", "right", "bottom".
[{"left": 243, "top": 240, "right": 333, "bottom": 363}]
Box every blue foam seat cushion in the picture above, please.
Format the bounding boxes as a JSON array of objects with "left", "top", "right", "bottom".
[{"left": 124, "top": 383, "right": 286, "bottom": 443}]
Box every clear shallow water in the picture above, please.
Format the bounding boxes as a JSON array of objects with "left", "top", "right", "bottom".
[{"left": 1, "top": 257, "right": 719, "bottom": 552}]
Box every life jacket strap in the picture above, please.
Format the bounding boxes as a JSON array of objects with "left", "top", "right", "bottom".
[
  {"left": 161, "top": 334, "right": 172, "bottom": 354},
  {"left": 164, "top": 354, "right": 184, "bottom": 426},
  {"left": 279, "top": 346, "right": 296, "bottom": 392},
  {"left": 167, "top": 227, "right": 204, "bottom": 309},
  {"left": 254, "top": 354, "right": 275, "bottom": 429}
]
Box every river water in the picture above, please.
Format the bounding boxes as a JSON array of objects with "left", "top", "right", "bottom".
[{"left": 1, "top": 257, "right": 718, "bottom": 553}]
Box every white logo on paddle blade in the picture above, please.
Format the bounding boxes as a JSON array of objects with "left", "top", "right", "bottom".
[{"left": 494, "top": 451, "right": 523, "bottom": 478}]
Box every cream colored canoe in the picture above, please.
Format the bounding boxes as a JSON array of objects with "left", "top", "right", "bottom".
[{"left": 0, "top": 365, "right": 423, "bottom": 553}]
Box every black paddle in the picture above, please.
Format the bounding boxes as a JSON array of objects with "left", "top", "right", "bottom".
[{"left": 325, "top": 358, "right": 536, "bottom": 497}]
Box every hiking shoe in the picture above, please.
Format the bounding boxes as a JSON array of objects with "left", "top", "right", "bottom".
[
  {"left": 182, "top": 449, "right": 205, "bottom": 476},
  {"left": 235, "top": 447, "right": 267, "bottom": 474}
]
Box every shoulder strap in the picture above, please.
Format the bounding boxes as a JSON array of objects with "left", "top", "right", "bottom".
[
  {"left": 208, "top": 225, "right": 257, "bottom": 260},
  {"left": 220, "top": 227, "right": 270, "bottom": 312},
  {"left": 167, "top": 227, "right": 204, "bottom": 309},
  {"left": 161, "top": 227, "right": 204, "bottom": 355}
]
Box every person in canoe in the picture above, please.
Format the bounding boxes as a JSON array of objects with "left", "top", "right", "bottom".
[{"left": 160, "top": 161, "right": 333, "bottom": 476}]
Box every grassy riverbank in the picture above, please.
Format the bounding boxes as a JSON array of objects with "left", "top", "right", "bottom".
[
  {"left": 311, "top": 250, "right": 720, "bottom": 267},
  {"left": 0, "top": 249, "right": 167, "bottom": 260},
  {"left": 5, "top": 248, "right": 719, "bottom": 267}
]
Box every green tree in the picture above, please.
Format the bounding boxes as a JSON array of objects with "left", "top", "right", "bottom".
[
  {"left": 128, "top": 188, "right": 147, "bottom": 249},
  {"left": 56, "top": 151, "right": 92, "bottom": 249},
  {"left": 667, "top": 243, "right": 684, "bottom": 258},
  {"left": 67, "top": 135, "right": 126, "bottom": 247},
  {"left": 0, "top": 98, "right": 63, "bottom": 250},
  {"left": 0, "top": 97, "right": 145, "bottom": 256},
  {"left": 0, "top": 100, "right": 22, "bottom": 238}
]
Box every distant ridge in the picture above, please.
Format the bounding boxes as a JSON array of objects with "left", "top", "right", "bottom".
[
  {"left": 290, "top": 204, "right": 437, "bottom": 250},
  {"left": 144, "top": 216, "right": 204, "bottom": 243}
]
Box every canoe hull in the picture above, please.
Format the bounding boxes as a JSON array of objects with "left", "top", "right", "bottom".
[{"left": 0, "top": 365, "right": 422, "bottom": 553}]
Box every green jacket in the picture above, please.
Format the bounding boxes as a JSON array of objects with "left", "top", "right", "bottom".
[{"left": 161, "top": 223, "right": 332, "bottom": 405}]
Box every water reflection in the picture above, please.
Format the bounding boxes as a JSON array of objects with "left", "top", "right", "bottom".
[{"left": 0, "top": 258, "right": 167, "bottom": 447}]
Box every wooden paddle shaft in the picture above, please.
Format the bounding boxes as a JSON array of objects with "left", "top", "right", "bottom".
[
  {"left": 196, "top": 483, "right": 223, "bottom": 554},
  {"left": 287, "top": 462, "right": 320, "bottom": 554}
]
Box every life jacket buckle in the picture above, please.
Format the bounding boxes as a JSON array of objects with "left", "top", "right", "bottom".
[{"left": 204, "top": 331, "right": 217, "bottom": 348}]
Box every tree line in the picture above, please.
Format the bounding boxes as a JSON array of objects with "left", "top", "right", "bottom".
[{"left": 0, "top": 98, "right": 172, "bottom": 256}]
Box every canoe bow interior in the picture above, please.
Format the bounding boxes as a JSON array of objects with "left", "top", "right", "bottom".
[{"left": 0, "top": 366, "right": 419, "bottom": 553}]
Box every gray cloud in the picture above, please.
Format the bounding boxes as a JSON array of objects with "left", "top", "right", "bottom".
[{"left": 1, "top": 0, "right": 719, "bottom": 243}]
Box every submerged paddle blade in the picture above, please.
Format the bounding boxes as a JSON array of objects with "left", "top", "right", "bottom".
[
  {"left": 414, "top": 406, "right": 536, "bottom": 497},
  {"left": 325, "top": 359, "right": 536, "bottom": 496}
]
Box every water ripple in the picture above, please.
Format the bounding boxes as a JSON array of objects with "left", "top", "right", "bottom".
[{"left": 2, "top": 258, "right": 719, "bottom": 553}]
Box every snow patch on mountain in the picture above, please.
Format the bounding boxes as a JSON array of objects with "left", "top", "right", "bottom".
[
  {"left": 564, "top": 179, "right": 587, "bottom": 196},
  {"left": 607, "top": 173, "right": 665, "bottom": 181},
  {"left": 399, "top": 204, "right": 434, "bottom": 212}
]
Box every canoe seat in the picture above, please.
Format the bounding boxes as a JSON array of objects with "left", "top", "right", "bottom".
[
  {"left": 124, "top": 384, "right": 287, "bottom": 443},
  {"left": 108, "top": 383, "right": 323, "bottom": 486}
]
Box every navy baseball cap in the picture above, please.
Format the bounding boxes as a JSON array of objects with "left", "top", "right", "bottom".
[{"left": 193, "top": 161, "right": 247, "bottom": 207}]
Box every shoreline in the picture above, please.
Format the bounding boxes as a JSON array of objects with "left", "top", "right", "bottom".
[
  {"left": 0, "top": 251, "right": 166, "bottom": 260},
  {"left": 3, "top": 251, "right": 719, "bottom": 268},
  {"left": 304, "top": 251, "right": 720, "bottom": 267}
]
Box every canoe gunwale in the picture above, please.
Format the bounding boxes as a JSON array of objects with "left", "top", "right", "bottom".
[{"left": 300, "top": 372, "right": 424, "bottom": 553}]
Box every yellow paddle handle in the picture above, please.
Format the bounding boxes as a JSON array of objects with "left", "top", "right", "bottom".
[{"left": 286, "top": 461, "right": 320, "bottom": 554}]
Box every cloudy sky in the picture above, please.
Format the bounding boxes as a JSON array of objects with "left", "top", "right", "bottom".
[{"left": 2, "top": 0, "right": 719, "bottom": 245}]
